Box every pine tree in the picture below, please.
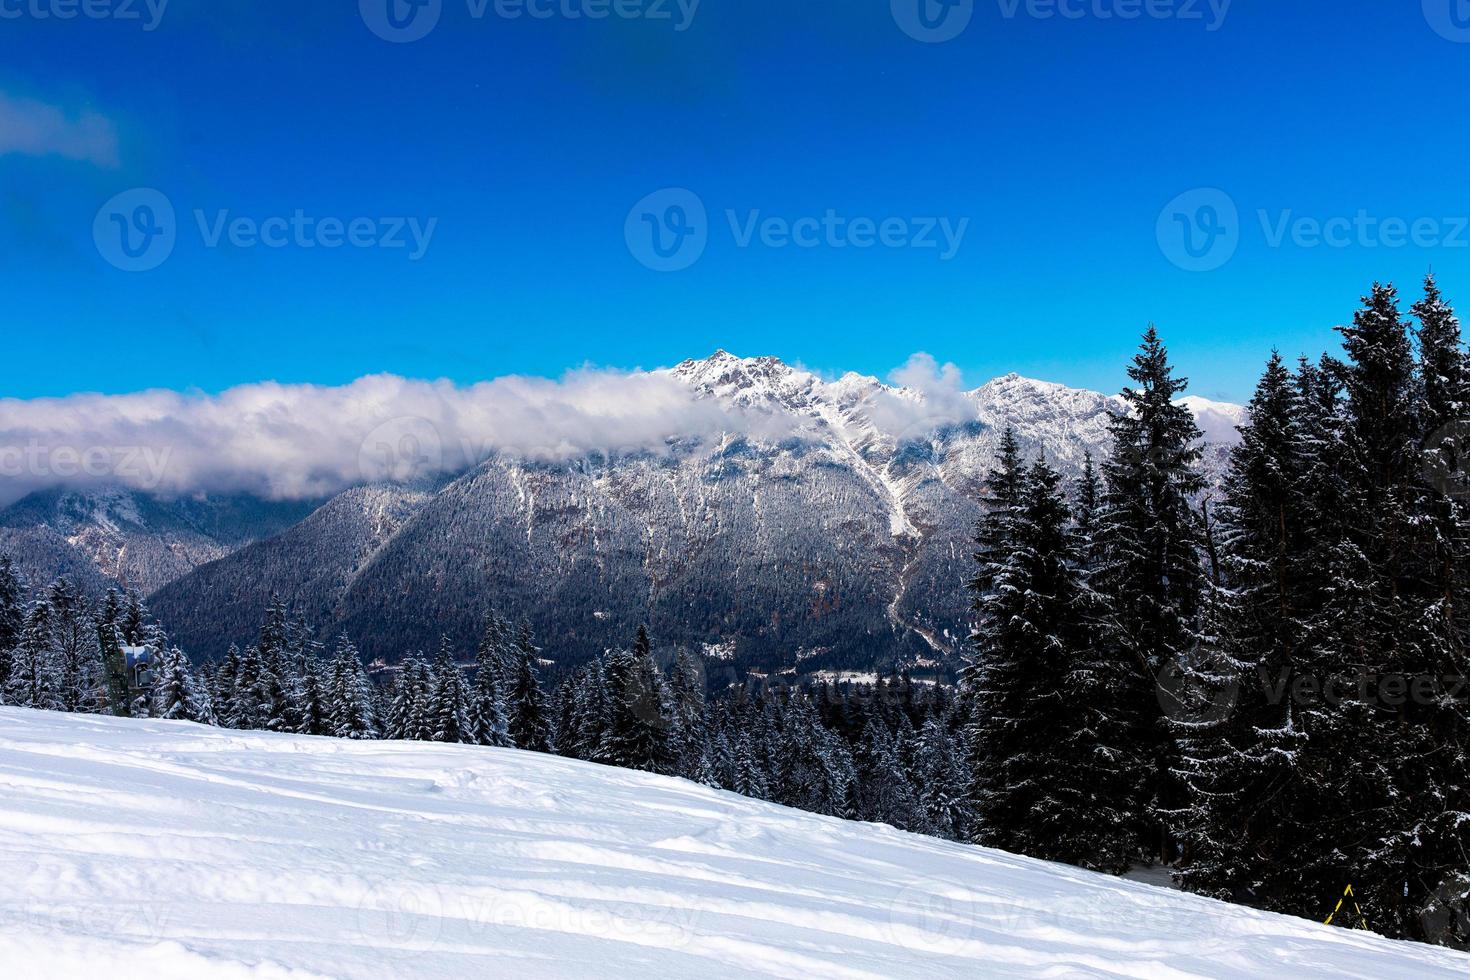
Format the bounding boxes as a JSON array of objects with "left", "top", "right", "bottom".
[
  {"left": 667, "top": 649, "right": 708, "bottom": 778},
  {"left": 855, "top": 719, "right": 926, "bottom": 833},
  {"left": 150, "top": 647, "right": 217, "bottom": 724},
  {"left": 966, "top": 459, "right": 1136, "bottom": 871},
  {"left": 428, "top": 638, "right": 472, "bottom": 744},
  {"left": 506, "top": 624, "right": 551, "bottom": 752},
  {"left": 601, "top": 626, "right": 673, "bottom": 773},
  {"left": 1414, "top": 273, "right": 1468, "bottom": 437},
  {"left": 387, "top": 654, "right": 434, "bottom": 741},
  {"left": 470, "top": 624, "right": 512, "bottom": 748},
  {"left": 5, "top": 601, "right": 60, "bottom": 710},
  {"left": 1170, "top": 353, "right": 1315, "bottom": 899},
  {"left": 914, "top": 717, "right": 968, "bottom": 841},
  {"left": 48, "top": 578, "right": 100, "bottom": 713},
  {"left": 327, "top": 636, "right": 379, "bottom": 740},
  {"left": 1095, "top": 326, "right": 1208, "bottom": 863},
  {"left": 226, "top": 645, "right": 273, "bottom": 731},
  {"left": 0, "top": 555, "right": 26, "bottom": 683}
]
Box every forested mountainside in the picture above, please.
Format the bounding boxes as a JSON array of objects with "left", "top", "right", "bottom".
[{"left": 141, "top": 353, "right": 1236, "bottom": 671}]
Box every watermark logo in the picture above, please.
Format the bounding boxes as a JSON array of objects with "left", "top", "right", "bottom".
[
  {"left": 94, "top": 188, "right": 176, "bottom": 273},
  {"left": 1156, "top": 641, "right": 1240, "bottom": 726},
  {"left": 94, "top": 189, "right": 438, "bottom": 271},
  {"left": 892, "top": 0, "right": 974, "bottom": 43},
  {"left": 626, "top": 188, "right": 708, "bottom": 272},
  {"left": 1424, "top": 0, "right": 1470, "bottom": 43},
  {"left": 355, "top": 882, "right": 445, "bottom": 948},
  {"left": 359, "top": 417, "right": 445, "bottom": 485},
  {"left": 360, "top": 0, "right": 443, "bottom": 42},
  {"left": 886, "top": 885, "right": 979, "bottom": 955},
  {"left": 1157, "top": 188, "right": 1238, "bottom": 272},
  {"left": 996, "top": 0, "right": 1231, "bottom": 31},
  {"left": 0, "top": 0, "right": 169, "bottom": 30},
  {"left": 626, "top": 188, "right": 970, "bottom": 271}
]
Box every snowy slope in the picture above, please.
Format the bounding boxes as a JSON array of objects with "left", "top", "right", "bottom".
[{"left": 1, "top": 709, "right": 1464, "bottom": 980}]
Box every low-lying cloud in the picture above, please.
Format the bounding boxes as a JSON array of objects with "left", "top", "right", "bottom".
[
  {"left": 0, "top": 357, "right": 992, "bottom": 508},
  {"left": 0, "top": 369, "right": 774, "bottom": 507}
]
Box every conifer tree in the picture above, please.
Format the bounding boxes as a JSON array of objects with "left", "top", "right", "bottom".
[
  {"left": 387, "top": 654, "right": 435, "bottom": 741},
  {"left": 6, "top": 602, "right": 60, "bottom": 710},
  {"left": 327, "top": 636, "right": 379, "bottom": 740},
  {"left": 428, "top": 638, "right": 472, "bottom": 744},
  {"left": 667, "top": 649, "right": 708, "bottom": 778},
  {"left": 470, "top": 624, "right": 512, "bottom": 748},
  {"left": 150, "top": 647, "right": 217, "bottom": 724},
  {"left": 507, "top": 624, "right": 551, "bottom": 752},
  {"left": 48, "top": 578, "right": 100, "bottom": 713},
  {"left": 1095, "top": 326, "right": 1207, "bottom": 863},
  {"left": 1170, "top": 353, "right": 1315, "bottom": 898},
  {"left": 601, "top": 626, "right": 673, "bottom": 773},
  {"left": 967, "top": 459, "right": 1136, "bottom": 871},
  {"left": 0, "top": 556, "right": 26, "bottom": 685}
]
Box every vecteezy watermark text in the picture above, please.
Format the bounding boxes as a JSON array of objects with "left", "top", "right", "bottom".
[
  {"left": 1157, "top": 188, "right": 1470, "bottom": 272},
  {"left": 625, "top": 188, "right": 969, "bottom": 272},
  {"left": 891, "top": 0, "right": 1230, "bottom": 43},
  {"left": 94, "top": 188, "right": 438, "bottom": 272},
  {"left": 360, "top": 0, "right": 698, "bottom": 43},
  {"left": 0, "top": 442, "right": 173, "bottom": 489},
  {"left": 0, "top": 0, "right": 168, "bottom": 30}
]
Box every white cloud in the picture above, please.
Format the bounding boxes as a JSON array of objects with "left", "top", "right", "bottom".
[
  {"left": 0, "top": 369, "right": 780, "bottom": 506},
  {"left": 0, "top": 91, "right": 119, "bottom": 167}
]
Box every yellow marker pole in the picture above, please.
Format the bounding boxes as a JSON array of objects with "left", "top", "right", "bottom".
[{"left": 1323, "top": 884, "right": 1369, "bottom": 929}]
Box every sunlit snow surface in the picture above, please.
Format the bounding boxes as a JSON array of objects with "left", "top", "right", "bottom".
[{"left": 1, "top": 708, "right": 1465, "bottom": 979}]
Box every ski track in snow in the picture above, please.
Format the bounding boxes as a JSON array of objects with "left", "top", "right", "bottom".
[{"left": 1, "top": 708, "right": 1466, "bottom": 980}]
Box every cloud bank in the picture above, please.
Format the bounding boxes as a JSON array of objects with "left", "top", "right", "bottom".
[
  {"left": 0, "top": 355, "right": 1004, "bottom": 508},
  {"left": 0, "top": 91, "right": 119, "bottom": 167},
  {"left": 0, "top": 369, "right": 800, "bottom": 507}
]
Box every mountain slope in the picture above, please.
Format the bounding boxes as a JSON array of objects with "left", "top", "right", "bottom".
[
  {"left": 0, "top": 707, "right": 1463, "bottom": 979},
  {"left": 150, "top": 353, "right": 1239, "bottom": 669},
  {"left": 0, "top": 489, "right": 319, "bottom": 595}
]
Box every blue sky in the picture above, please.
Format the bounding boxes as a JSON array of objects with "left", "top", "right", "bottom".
[{"left": 3, "top": 1, "right": 1470, "bottom": 403}]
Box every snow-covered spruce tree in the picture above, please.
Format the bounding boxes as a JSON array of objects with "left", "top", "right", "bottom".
[
  {"left": 600, "top": 626, "right": 674, "bottom": 773},
  {"left": 296, "top": 661, "right": 331, "bottom": 736},
  {"left": 213, "top": 645, "right": 241, "bottom": 713},
  {"left": 327, "top": 636, "right": 379, "bottom": 739},
  {"left": 47, "top": 578, "right": 100, "bottom": 713},
  {"left": 387, "top": 654, "right": 434, "bottom": 741},
  {"left": 5, "top": 601, "right": 60, "bottom": 710},
  {"left": 507, "top": 623, "right": 551, "bottom": 752},
  {"left": 226, "top": 645, "right": 275, "bottom": 731},
  {"left": 1169, "top": 353, "right": 1314, "bottom": 900},
  {"left": 914, "top": 716, "right": 969, "bottom": 842},
  {"left": 1094, "top": 326, "right": 1208, "bottom": 864},
  {"left": 1414, "top": 273, "right": 1469, "bottom": 436},
  {"left": 0, "top": 555, "right": 26, "bottom": 681},
  {"left": 470, "top": 622, "right": 512, "bottom": 748},
  {"left": 959, "top": 426, "right": 1026, "bottom": 814},
  {"left": 854, "top": 718, "right": 927, "bottom": 833},
  {"left": 562, "top": 660, "right": 608, "bottom": 761},
  {"left": 667, "top": 649, "right": 708, "bottom": 779},
  {"left": 1304, "top": 283, "right": 1470, "bottom": 940},
  {"left": 769, "top": 694, "right": 853, "bottom": 818},
  {"left": 150, "top": 647, "right": 217, "bottom": 725},
  {"left": 427, "top": 639, "right": 472, "bottom": 744},
  {"left": 966, "top": 458, "right": 1136, "bottom": 872}
]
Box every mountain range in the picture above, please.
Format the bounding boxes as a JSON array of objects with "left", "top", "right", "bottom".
[{"left": 0, "top": 352, "right": 1244, "bottom": 676}]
